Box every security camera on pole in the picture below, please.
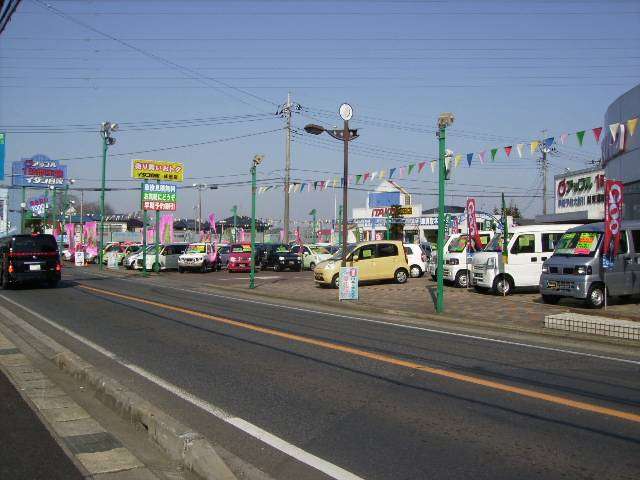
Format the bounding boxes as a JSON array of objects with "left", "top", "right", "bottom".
[{"left": 436, "top": 112, "right": 455, "bottom": 313}]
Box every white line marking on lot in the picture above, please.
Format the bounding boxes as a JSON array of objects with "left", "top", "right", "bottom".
[
  {"left": 70, "top": 269, "right": 640, "bottom": 366},
  {"left": 0, "top": 295, "right": 365, "bottom": 480}
]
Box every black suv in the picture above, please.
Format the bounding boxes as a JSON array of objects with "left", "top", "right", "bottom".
[
  {"left": 258, "top": 244, "right": 290, "bottom": 270},
  {"left": 0, "top": 234, "right": 61, "bottom": 288}
]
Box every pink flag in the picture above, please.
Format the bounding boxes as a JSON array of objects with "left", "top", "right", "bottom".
[
  {"left": 83, "top": 221, "right": 98, "bottom": 256},
  {"left": 209, "top": 213, "right": 217, "bottom": 234},
  {"left": 160, "top": 214, "right": 174, "bottom": 244},
  {"left": 146, "top": 228, "right": 155, "bottom": 244},
  {"left": 559, "top": 133, "right": 568, "bottom": 144},
  {"left": 65, "top": 223, "right": 75, "bottom": 254},
  {"left": 418, "top": 161, "right": 427, "bottom": 173},
  {"left": 239, "top": 228, "right": 246, "bottom": 243},
  {"left": 593, "top": 127, "right": 603, "bottom": 143},
  {"left": 295, "top": 227, "right": 302, "bottom": 245},
  {"left": 478, "top": 150, "right": 486, "bottom": 164},
  {"left": 279, "top": 229, "right": 285, "bottom": 242}
]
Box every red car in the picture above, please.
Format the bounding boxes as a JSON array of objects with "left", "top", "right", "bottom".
[{"left": 227, "top": 243, "right": 252, "bottom": 272}]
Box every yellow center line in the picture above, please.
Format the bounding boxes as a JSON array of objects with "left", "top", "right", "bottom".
[{"left": 78, "top": 283, "right": 640, "bottom": 424}]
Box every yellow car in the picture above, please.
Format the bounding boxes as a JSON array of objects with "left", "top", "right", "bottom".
[{"left": 314, "top": 240, "right": 410, "bottom": 288}]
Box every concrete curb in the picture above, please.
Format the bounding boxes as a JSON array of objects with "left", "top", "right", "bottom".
[
  {"left": 0, "top": 305, "right": 237, "bottom": 480},
  {"left": 199, "top": 282, "right": 640, "bottom": 348}
]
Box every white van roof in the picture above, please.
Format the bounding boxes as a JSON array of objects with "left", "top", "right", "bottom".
[{"left": 505, "top": 224, "right": 581, "bottom": 234}]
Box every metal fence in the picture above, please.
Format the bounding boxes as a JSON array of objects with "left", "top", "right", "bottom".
[{"left": 544, "top": 313, "right": 640, "bottom": 341}]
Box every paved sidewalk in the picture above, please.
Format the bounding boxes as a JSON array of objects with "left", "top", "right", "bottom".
[
  {"left": 82, "top": 264, "right": 640, "bottom": 337},
  {"left": 0, "top": 331, "right": 159, "bottom": 480}
]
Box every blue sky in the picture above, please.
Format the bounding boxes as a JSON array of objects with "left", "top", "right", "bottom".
[{"left": 1, "top": 0, "right": 639, "bottom": 225}]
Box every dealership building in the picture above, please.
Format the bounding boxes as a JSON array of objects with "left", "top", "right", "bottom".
[{"left": 602, "top": 83, "right": 640, "bottom": 220}]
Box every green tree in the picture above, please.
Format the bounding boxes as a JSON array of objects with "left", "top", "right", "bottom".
[{"left": 493, "top": 200, "right": 522, "bottom": 219}]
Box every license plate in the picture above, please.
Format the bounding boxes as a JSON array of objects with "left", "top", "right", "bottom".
[
  {"left": 289, "top": 261, "right": 294, "bottom": 265},
  {"left": 29, "top": 264, "right": 41, "bottom": 271},
  {"left": 547, "top": 281, "right": 557, "bottom": 289}
]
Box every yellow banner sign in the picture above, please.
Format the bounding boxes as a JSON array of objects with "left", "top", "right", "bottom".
[{"left": 131, "top": 159, "right": 184, "bottom": 182}]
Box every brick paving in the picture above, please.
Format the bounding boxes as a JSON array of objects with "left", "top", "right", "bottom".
[{"left": 86, "top": 264, "right": 640, "bottom": 332}]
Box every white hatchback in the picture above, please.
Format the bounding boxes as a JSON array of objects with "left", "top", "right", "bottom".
[{"left": 404, "top": 244, "right": 427, "bottom": 278}]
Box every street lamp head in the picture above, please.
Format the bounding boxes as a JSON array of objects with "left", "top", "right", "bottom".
[
  {"left": 48, "top": 185, "right": 55, "bottom": 190},
  {"left": 438, "top": 112, "right": 455, "bottom": 129},
  {"left": 192, "top": 183, "right": 198, "bottom": 187},
  {"left": 304, "top": 124, "right": 325, "bottom": 135},
  {"left": 253, "top": 154, "right": 264, "bottom": 167},
  {"left": 69, "top": 178, "right": 76, "bottom": 185},
  {"left": 209, "top": 184, "right": 218, "bottom": 190},
  {"left": 110, "top": 122, "right": 119, "bottom": 132},
  {"left": 107, "top": 137, "right": 116, "bottom": 146},
  {"left": 339, "top": 103, "right": 353, "bottom": 121}
]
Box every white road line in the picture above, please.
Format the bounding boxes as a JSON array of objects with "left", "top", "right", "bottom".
[
  {"left": 71, "top": 269, "right": 640, "bottom": 366},
  {"left": 0, "top": 295, "right": 365, "bottom": 480}
]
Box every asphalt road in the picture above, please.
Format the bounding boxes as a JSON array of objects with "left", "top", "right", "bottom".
[{"left": 1, "top": 267, "right": 639, "bottom": 480}]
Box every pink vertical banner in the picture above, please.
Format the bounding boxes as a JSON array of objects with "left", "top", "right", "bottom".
[
  {"left": 208, "top": 214, "right": 218, "bottom": 260},
  {"left": 83, "top": 221, "right": 98, "bottom": 256},
  {"left": 160, "top": 214, "right": 174, "bottom": 244},
  {"left": 279, "top": 229, "right": 284, "bottom": 243},
  {"left": 65, "top": 223, "right": 76, "bottom": 253},
  {"left": 146, "top": 228, "right": 155, "bottom": 244},
  {"left": 239, "top": 228, "right": 245, "bottom": 243}
]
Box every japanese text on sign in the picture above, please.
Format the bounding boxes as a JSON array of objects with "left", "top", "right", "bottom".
[
  {"left": 339, "top": 267, "right": 359, "bottom": 300},
  {"left": 141, "top": 182, "right": 177, "bottom": 211},
  {"left": 132, "top": 159, "right": 184, "bottom": 182}
]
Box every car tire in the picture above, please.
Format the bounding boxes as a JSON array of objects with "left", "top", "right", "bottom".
[
  {"left": 585, "top": 284, "right": 605, "bottom": 309},
  {"left": 409, "top": 265, "right": 422, "bottom": 278},
  {"left": 331, "top": 273, "right": 340, "bottom": 289},
  {"left": 201, "top": 262, "right": 208, "bottom": 273},
  {"left": 492, "top": 275, "right": 513, "bottom": 295},
  {"left": 394, "top": 268, "right": 409, "bottom": 284},
  {"left": 178, "top": 267, "right": 184, "bottom": 273},
  {"left": 454, "top": 270, "right": 469, "bottom": 288},
  {"left": 274, "top": 264, "right": 282, "bottom": 272},
  {"left": 541, "top": 294, "right": 560, "bottom": 305},
  {"left": 47, "top": 279, "right": 59, "bottom": 288},
  {"left": 1, "top": 270, "right": 9, "bottom": 290}
]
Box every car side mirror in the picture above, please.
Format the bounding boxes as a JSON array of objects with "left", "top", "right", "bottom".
[{"left": 352, "top": 255, "right": 359, "bottom": 262}]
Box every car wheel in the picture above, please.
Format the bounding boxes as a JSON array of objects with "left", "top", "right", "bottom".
[
  {"left": 492, "top": 275, "right": 513, "bottom": 295},
  {"left": 178, "top": 267, "right": 184, "bottom": 273},
  {"left": 1, "top": 271, "right": 9, "bottom": 290},
  {"left": 201, "top": 262, "right": 208, "bottom": 273},
  {"left": 309, "top": 262, "right": 316, "bottom": 271},
  {"left": 394, "top": 268, "right": 409, "bottom": 284},
  {"left": 274, "top": 264, "right": 282, "bottom": 272},
  {"left": 47, "top": 279, "right": 59, "bottom": 288},
  {"left": 585, "top": 284, "right": 605, "bottom": 309},
  {"left": 541, "top": 294, "right": 560, "bottom": 305},
  {"left": 410, "top": 265, "right": 422, "bottom": 278},
  {"left": 454, "top": 270, "right": 469, "bottom": 288},
  {"left": 331, "top": 273, "right": 340, "bottom": 289}
]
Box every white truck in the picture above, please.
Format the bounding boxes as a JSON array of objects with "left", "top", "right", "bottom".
[{"left": 441, "top": 231, "right": 495, "bottom": 287}]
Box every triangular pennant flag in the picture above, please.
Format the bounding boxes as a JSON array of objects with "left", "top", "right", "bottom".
[
  {"left": 379, "top": 169, "right": 386, "bottom": 179},
  {"left": 490, "top": 148, "right": 498, "bottom": 161},
  {"left": 407, "top": 164, "right": 415, "bottom": 175},
  {"left": 444, "top": 156, "right": 451, "bottom": 171},
  {"left": 356, "top": 174, "right": 362, "bottom": 184},
  {"left": 478, "top": 150, "right": 486, "bottom": 164},
  {"left": 454, "top": 154, "right": 462, "bottom": 167},
  {"left": 466, "top": 153, "right": 473, "bottom": 166},
  {"left": 418, "top": 161, "right": 426, "bottom": 173},
  {"left": 302, "top": 183, "right": 308, "bottom": 192},
  {"left": 592, "top": 127, "right": 602, "bottom": 143},
  {"left": 313, "top": 181, "right": 319, "bottom": 190},
  {"left": 609, "top": 122, "right": 620, "bottom": 142},
  {"left": 576, "top": 130, "right": 585, "bottom": 146},
  {"left": 363, "top": 172, "right": 370, "bottom": 183},
  {"left": 399, "top": 166, "right": 406, "bottom": 178},
  {"left": 559, "top": 133, "right": 568, "bottom": 144},
  {"left": 504, "top": 146, "right": 512, "bottom": 157},
  {"left": 389, "top": 167, "right": 396, "bottom": 179},
  {"left": 544, "top": 137, "right": 554, "bottom": 148},
  {"left": 430, "top": 160, "right": 436, "bottom": 173},
  {"left": 333, "top": 177, "right": 340, "bottom": 187},
  {"left": 370, "top": 171, "right": 378, "bottom": 181},
  {"left": 516, "top": 143, "right": 524, "bottom": 158},
  {"left": 627, "top": 117, "right": 638, "bottom": 136},
  {"left": 530, "top": 141, "right": 540, "bottom": 154},
  {"left": 349, "top": 175, "right": 355, "bottom": 185}
]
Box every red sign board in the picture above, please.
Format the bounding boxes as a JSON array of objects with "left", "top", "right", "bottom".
[{"left": 603, "top": 180, "right": 624, "bottom": 256}]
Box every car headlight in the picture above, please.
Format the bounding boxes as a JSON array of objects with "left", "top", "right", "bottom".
[
  {"left": 447, "top": 258, "right": 459, "bottom": 265},
  {"left": 486, "top": 257, "right": 496, "bottom": 269},
  {"left": 278, "top": 256, "right": 285, "bottom": 260},
  {"left": 325, "top": 261, "right": 335, "bottom": 269},
  {"left": 576, "top": 265, "right": 591, "bottom": 275},
  {"left": 542, "top": 264, "right": 549, "bottom": 274},
  {"left": 230, "top": 256, "right": 237, "bottom": 262}
]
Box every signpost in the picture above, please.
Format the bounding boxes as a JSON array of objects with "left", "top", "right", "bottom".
[
  {"left": 12, "top": 155, "right": 67, "bottom": 186},
  {"left": 75, "top": 251, "right": 85, "bottom": 267},
  {"left": 141, "top": 183, "right": 177, "bottom": 211},
  {"left": 339, "top": 267, "right": 359, "bottom": 300}
]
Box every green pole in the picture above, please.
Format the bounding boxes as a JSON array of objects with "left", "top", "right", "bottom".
[
  {"left": 436, "top": 124, "right": 446, "bottom": 313},
  {"left": 20, "top": 186, "right": 26, "bottom": 234},
  {"left": 99, "top": 135, "right": 108, "bottom": 270},
  {"left": 153, "top": 180, "right": 160, "bottom": 272},
  {"left": 386, "top": 213, "right": 391, "bottom": 240},
  {"left": 141, "top": 181, "right": 148, "bottom": 276},
  {"left": 250, "top": 165, "right": 257, "bottom": 289}
]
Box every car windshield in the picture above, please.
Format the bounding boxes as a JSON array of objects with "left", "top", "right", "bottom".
[
  {"left": 310, "top": 246, "right": 330, "bottom": 254},
  {"left": 231, "top": 245, "right": 251, "bottom": 253},
  {"left": 187, "top": 244, "right": 206, "bottom": 254},
  {"left": 554, "top": 231, "right": 602, "bottom": 257},
  {"left": 12, "top": 236, "right": 57, "bottom": 253},
  {"left": 448, "top": 235, "right": 468, "bottom": 253},
  {"left": 484, "top": 233, "right": 513, "bottom": 252},
  {"left": 126, "top": 246, "right": 141, "bottom": 254},
  {"left": 330, "top": 245, "right": 355, "bottom": 260}
]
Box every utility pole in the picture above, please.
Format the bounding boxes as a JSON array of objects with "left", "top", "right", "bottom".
[{"left": 283, "top": 93, "right": 292, "bottom": 243}]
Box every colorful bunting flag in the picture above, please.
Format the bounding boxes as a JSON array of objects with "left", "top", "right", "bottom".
[
  {"left": 516, "top": 144, "right": 524, "bottom": 158},
  {"left": 454, "top": 154, "right": 462, "bottom": 167},
  {"left": 370, "top": 171, "right": 378, "bottom": 181},
  {"left": 543, "top": 137, "right": 554, "bottom": 148},
  {"left": 478, "top": 150, "right": 486, "bottom": 164},
  {"left": 627, "top": 117, "right": 638, "bottom": 136},
  {"left": 399, "top": 166, "right": 405, "bottom": 178},
  {"left": 379, "top": 169, "right": 386, "bottom": 179},
  {"left": 576, "top": 130, "right": 585, "bottom": 146},
  {"left": 592, "top": 127, "right": 602, "bottom": 143},
  {"left": 490, "top": 148, "right": 498, "bottom": 161},
  {"left": 504, "top": 146, "right": 512, "bottom": 157},
  {"left": 356, "top": 174, "right": 362, "bottom": 184},
  {"left": 444, "top": 156, "right": 451, "bottom": 171},
  {"left": 389, "top": 167, "right": 396, "bottom": 179},
  {"left": 466, "top": 153, "right": 473, "bottom": 166},
  {"left": 418, "top": 161, "right": 427, "bottom": 173},
  {"left": 559, "top": 133, "right": 568, "bottom": 144},
  {"left": 363, "top": 172, "right": 370, "bottom": 183},
  {"left": 609, "top": 123, "right": 620, "bottom": 142},
  {"left": 430, "top": 160, "right": 436, "bottom": 173},
  {"left": 407, "top": 164, "right": 415, "bottom": 175},
  {"left": 530, "top": 141, "right": 540, "bottom": 154}
]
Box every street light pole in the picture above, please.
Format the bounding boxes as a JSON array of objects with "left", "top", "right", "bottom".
[
  {"left": 99, "top": 121, "right": 118, "bottom": 270},
  {"left": 436, "top": 112, "right": 455, "bottom": 314},
  {"left": 250, "top": 155, "right": 264, "bottom": 289}
]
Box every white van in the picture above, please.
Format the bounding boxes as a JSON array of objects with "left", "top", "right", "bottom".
[
  {"left": 136, "top": 243, "right": 189, "bottom": 271},
  {"left": 442, "top": 231, "right": 495, "bottom": 287},
  {"left": 471, "top": 224, "right": 579, "bottom": 295}
]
